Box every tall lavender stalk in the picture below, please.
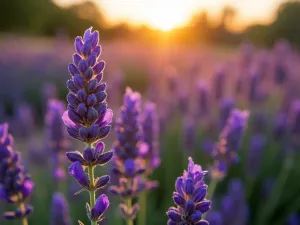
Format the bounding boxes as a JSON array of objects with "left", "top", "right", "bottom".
[
  {"left": 45, "top": 99, "right": 71, "bottom": 189},
  {"left": 138, "top": 101, "right": 160, "bottom": 225},
  {"left": 208, "top": 109, "right": 249, "bottom": 204},
  {"left": 167, "top": 157, "right": 211, "bottom": 225},
  {"left": 110, "top": 88, "right": 155, "bottom": 225},
  {"left": 62, "top": 27, "right": 113, "bottom": 225},
  {"left": 0, "top": 123, "right": 34, "bottom": 225}
]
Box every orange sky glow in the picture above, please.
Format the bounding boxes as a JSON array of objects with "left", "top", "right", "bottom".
[{"left": 54, "top": 0, "right": 286, "bottom": 31}]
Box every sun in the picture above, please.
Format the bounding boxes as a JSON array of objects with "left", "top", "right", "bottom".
[{"left": 147, "top": 0, "right": 187, "bottom": 31}]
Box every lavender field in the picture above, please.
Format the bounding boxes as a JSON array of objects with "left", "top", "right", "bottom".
[{"left": 1, "top": 27, "right": 300, "bottom": 225}]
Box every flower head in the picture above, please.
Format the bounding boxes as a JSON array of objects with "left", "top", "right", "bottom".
[
  {"left": 62, "top": 27, "right": 112, "bottom": 145},
  {"left": 0, "top": 123, "right": 34, "bottom": 220},
  {"left": 167, "top": 157, "right": 211, "bottom": 225},
  {"left": 212, "top": 109, "right": 249, "bottom": 179}
]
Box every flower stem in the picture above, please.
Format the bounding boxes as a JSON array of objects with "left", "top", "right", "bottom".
[
  {"left": 138, "top": 191, "right": 147, "bottom": 225},
  {"left": 125, "top": 198, "right": 134, "bottom": 225},
  {"left": 88, "top": 165, "right": 97, "bottom": 225},
  {"left": 19, "top": 202, "right": 28, "bottom": 225},
  {"left": 202, "top": 178, "right": 218, "bottom": 220}
]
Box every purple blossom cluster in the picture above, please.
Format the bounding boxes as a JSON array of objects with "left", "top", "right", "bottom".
[
  {"left": 212, "top": 109, "right": 249, "bottom": 179},
  {"left": 110, "top": 88, "right": 157, "bottom": 221},
  {"left": 167, "top": 157, "right": 211, "bottom": 225},
  {"left": 0, "top": 123, "right": 34, "bottom": 221}
]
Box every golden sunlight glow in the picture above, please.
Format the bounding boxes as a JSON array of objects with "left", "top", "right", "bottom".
[{"left": 147, "top": 0, "right": 187, "bottom": 31}]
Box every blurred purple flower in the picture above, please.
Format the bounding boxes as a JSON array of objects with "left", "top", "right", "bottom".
[
  {"left": 142, "top": 101, "right": 160, "bottom": 173},
  {"left": 167, "top": 157, "right": 211, "bottom": 225},
  {"left": 219, "top": 98, "right": 235, "bottom": 131},
  {"left": 196, "top": 80, "right": 210, "bottom": 117},
  {"left": 182, "top": 116, "right": 197, "bottom": 153},
  {"left": 212, "top": 109, "right": 249, "bottom": 179},
  {"left": 50, "top": 192, "right": 72, "bottom": 225},
  {"left": 110, "top": 88, "right": 155, "bottom": 220},
  {"left": 0, "top": 123, "right": 34, "bottom": 221}
]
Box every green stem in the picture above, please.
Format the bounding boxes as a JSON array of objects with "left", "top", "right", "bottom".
[
  {"left": 88, "top": 165, "right": 97, "bottom": 225},
  {"left": 125, "top": 198, "right": 134, "bottom": 225},
  {"left": 257, "top": 153, "right": 294, "bottom": 225},
  {"left": 19, "top": 202, "right": 28, "bottom": 225},
  {"left": 138, "top": 191, "right": 147, "bottom": 225},
  {"left": 202, "top": 178, "right": 219, "bottom": 220}
]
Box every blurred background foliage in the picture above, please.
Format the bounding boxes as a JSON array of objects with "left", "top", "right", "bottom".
[{"left": 1, "top": 0, "right": 300, "bottom": 47}]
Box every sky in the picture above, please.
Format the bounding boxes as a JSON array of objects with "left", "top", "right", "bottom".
[{"left": 54, "top": 0, "right": 286, "bottom": 31}]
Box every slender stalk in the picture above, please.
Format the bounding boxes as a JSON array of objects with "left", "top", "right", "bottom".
[
  {"left": 138, "top": 191, "right": 147, "bottom": 225},
  {"left": 88, "top": 165, "right": 97, "bottom": 225},
  {"left": 19, "top": 202, "right": 28, "bottom": 225},
  {"left": 125, "top": 198, "right": 134, "bottom": 225},
  {"left": 202, "top": 178, "right": 219, "bottom": 220}
]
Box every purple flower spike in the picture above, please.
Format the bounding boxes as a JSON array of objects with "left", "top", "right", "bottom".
[
  {"left": 0, "top": 123, "right": 34, "bottom": 221},
  {"left": 142, "top": 101, "right": 160, "bottom": 173},
  {"left": 63, "top": 27, "right": 112, "bottom": 224},
  {"left": 110, "top": 88, "right": 155, "bottom": 221},
  {"left": 167, "top": 157, "right": 211, "bottom": 225},
  {"left": 212, "top": 109, "right": 249, "bottom": 179}
]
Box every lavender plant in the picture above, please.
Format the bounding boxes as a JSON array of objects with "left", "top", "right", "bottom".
[
  {"left": 45, "top": 99, "right": 71, "bottom": 185},
  {"left": 208, "top": 109, "right": 249, "bottom": 203},
  {"left": 62, "top": 27, "right": 113, "bottom": 225},
  {"left": 110, "top": 88, "right": 155, "bottom": 225},
  {"left": 167, "top": 157, "right": 211, "bottom": 225},
  {"left": 138, "top": 101, "right": 160, "bottom": 225},
  {"left": 0, "top": 123, "right": 34, "bottom": 225}
]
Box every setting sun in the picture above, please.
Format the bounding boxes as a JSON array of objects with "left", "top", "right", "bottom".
[{"left": 147, "top": 0, "right": 187, "bottom": 31}]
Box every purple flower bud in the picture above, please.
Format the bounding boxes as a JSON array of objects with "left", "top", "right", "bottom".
[
  {"left": 167, "top": 208, "right": 181, "bottom": 222},
  {"left": 73, "top": 53, "right": 82, "bottom": 66},
  {"left": 67, "top": 93, "right": 80, "bottom": 108},
  {"left": 96, "top": 151, "right": 113, "bottom": 165},
  {"left": 78, "top": 60, "right": 89, "bottom": 73},
  {"left": 195, "top": 200, "right": 211, "bottom": 213},
  {"left": 73, "top": 74, "right": 85, "bottom": 88},
  {"left": 67, "top": 80, "right": 78, "bottom": 93},
  {"left": 68, "top": 63, "right": 79, "bottom": 76},
  {"left": 75, "top": 36, "right": 83, "bottom": 54},
  {"left": 185, "top": 200, "right": 195, "bottom": 214},
  {"left": 87, "top": 54, "right": 97, "bottom": 67},
  {"left": 68, "top": 161, "right": 89, "bottom": 188},
  {"left": 66, "top": 151, "right": 85, "bottom": 164},
  {"left": 87, "top": 79, "right": 98, "bottom": 93},
  {"left": 173, "top": 192, "right": 185, "bottom": 207},
  {"left": 87, "top": 94, "right": 97, "bottom": 106},
  {"left": 190, "top": 211, "right": 202, "bottom": 223},
  {"left": 77, "top": 89, "right": 87, "bottom": 102},
  {"left": 83, "top": 147, "right": 94, "bottom": 162},
  {"left": 77, "top": 103, "right": 87, "bottom": 117},
  {"left": 87, "top": 107, "right": 98, "bottom": 124},
  {"left": 84, "top": 68, "right": 93, "bottom": 80},
  {"left": 95, "top": 175, "right": 110, "bottom": 189},
  {"left": 93, "top": 61, "right": 105, "bottom": 74},
  {"left": 93, "top": 46, "right": 101, "bottom": 57},
  {"left": 90, "top": 194, "right": 109, "bottom": 221}
]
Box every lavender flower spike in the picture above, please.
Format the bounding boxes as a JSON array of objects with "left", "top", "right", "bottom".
[
  {"left": 50, "top": 192, "right": 72, "bottom": 225},
  {"left": 167, "top": 157, "right": 211, "bottom": 225},
  {"left": 142, "top": 101, "right": 160, "bottom": 173},
  {"left": 46, "top": 99, "right": 71, "bottom": 183},
  {"left": 110, "top": 88, "right": 154, "bottom": 224},
  {"left": 62, "top": 27, "right": 113, "bottom": 225},
  {"left": 0, "top": 123, "right": 34, "bottom": 224},
  {"left": 212, "top": 109, "right": 249, "bottom": 179}
]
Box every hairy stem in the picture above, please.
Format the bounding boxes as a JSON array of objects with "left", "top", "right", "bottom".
[
  {"left": 19, "top": 202, "right": 28, "bottom": 225},
  {"left": 138, "top": 191, "right": 147, "bottom": 225},
  {"left": 125, "top": 198, "right": 134, "bottom": 225},
  {"left": 88, "top": 165, "right": 97, "bottom": 225}
]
